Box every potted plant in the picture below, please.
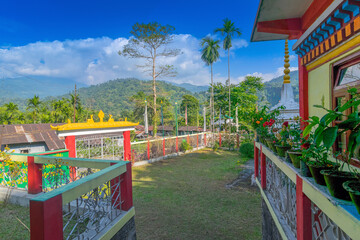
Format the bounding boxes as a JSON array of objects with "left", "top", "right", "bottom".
[
  {"left": 287, "top": 118, "right": 303, "bottom": 168},
  {"left": 274, "top": 121, "right": 292, "bottom": 158},
  {"left": 343, "top": 173, "right": 360, "bottom": 214},
  {"left": 263, "top": 119, "right": 277, "bottom": 152},
  {"left": 303, "top": 88, "right": 360, "bottom": 198}
]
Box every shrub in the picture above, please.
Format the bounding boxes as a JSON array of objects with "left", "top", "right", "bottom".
[
  {"left": 180, "top": 140, "right": 192, "bottom": 153},
  {"left": 239, "top": 142, "right": 254, "bottom": 158},
  {"left": 213, "top": 142, "right": 219, "bottom": 151}
]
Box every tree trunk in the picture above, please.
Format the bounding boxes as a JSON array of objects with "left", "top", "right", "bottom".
[
  {"left": 153, "top": 52, "right": 157, "bottom": 136},
  {"left": 211, "top": 63, "right": 214, "bottom": 133},
  {"left": 228, "top": 49, "right": 231, "bottom": 134}
]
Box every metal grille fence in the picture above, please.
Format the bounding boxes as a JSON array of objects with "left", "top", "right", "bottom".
[{"left": 76, "top": 136, "right": 124, "bottom": 160}]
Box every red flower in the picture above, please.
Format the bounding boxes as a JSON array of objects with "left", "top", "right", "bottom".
[
  {"left": 283, "top": 121, "right": 289, "bottom": 127},
  {"left": 263, "top": 123, "right": 267, "bottom": 127}
]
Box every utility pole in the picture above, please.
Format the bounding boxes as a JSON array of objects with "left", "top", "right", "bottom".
[{"left": 73, "top": 84, "right": 77, "bottom": 123}]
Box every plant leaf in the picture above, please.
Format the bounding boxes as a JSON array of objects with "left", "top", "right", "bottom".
[{"left": 322, "top": 126, "right": 338, "bottom": 149}]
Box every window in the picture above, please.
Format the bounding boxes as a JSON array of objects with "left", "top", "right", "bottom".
[
  {"left": 333, "top": 53, "right": 360, "bottom": 166},
  {"left": 20, "top": 149, "right": 29, "bottom": 154}
]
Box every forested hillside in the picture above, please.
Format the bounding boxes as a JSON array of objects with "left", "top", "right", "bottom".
[{"left": 76, "top": 78, "right": 208, "bottom": 116}]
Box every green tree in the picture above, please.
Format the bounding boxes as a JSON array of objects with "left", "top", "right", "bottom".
[
  {"left": 119, "top": 23, "right": 181, "bottom": 136},
  {"left": 200, "top": 37, "right": 220, "bottom": 132},
  {"left": 27, "top": 95, "right": 41, "bottom": 123},
  {"left": 180, "top": 95, "right": 199, "bottom": 126},
  {"left": 215, "top": 18, "right": 242, "bottom": 132},
  {"left": 213, "top": 76, "right": 263, "bottom": 130},
  {"left": 3, "top": 102, "right": 19, "bottom": 124}
]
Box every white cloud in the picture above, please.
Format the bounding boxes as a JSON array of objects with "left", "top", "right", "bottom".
[
  {"left": 236, "top": 66, "right": 298, "bottom": 83},
  {"left": 0, "top": 35, "right": 249, "bottom": 86}
]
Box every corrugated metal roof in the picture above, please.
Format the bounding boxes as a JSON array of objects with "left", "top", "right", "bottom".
[{"left": 0, "top": 123, "right": 65, "bottom": 150}]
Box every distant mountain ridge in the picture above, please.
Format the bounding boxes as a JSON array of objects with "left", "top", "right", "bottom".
[{"left": 164, "top": 81, "right": 209, "bottom": 93}]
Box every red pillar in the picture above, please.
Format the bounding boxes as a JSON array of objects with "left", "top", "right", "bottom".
[
  {"left": 197, "top": 134, "right": 199, "bottom": 148},
  {"left": 162, "top": 138, "right": 165, "bottom": 156},
  {"left": 30, "top": 195, "right": 63, "bottom": 240},
  {"left": 147, "top": 140, "right": 150, "bottom": 160},
  {"left": 299, "top": 56, "right": 309, "bottom": 129},
  {"left": 123, "top": 131, "right": 131, "bottom": 161},
  {"left": 204, "top": 133, "right": 206, "bottom": 146},
  {"left": 120, "top": 162, "right": 133, "bottom": 211},
  {"left": 219, "top": 133, "right": 222, "bottom": 147},
  {"left": 260, "top": 146, "right": 266, "bottom": 189},
  {"left": 187, "top": 135, "right": 190, "bottom": 144},
  {"left": 27, "top": 156, "right": 42, "bottom": 194},
  {"left": 254, "top": 142, "right": 259, "bottom": 178},
  {"left": 176, "top": 137, "right": 179, "bottom": 153},
  {"left": 65, "top": 136, "right": 76, "bottom": 180},
  {"left": 296, "top": 175, "right": 312, "bottom": 240}
]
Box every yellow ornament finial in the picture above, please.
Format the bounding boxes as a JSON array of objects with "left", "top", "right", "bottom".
[
  {"left": 283, "top": 39, "right": 291, "bottom": 84},
  {"left": 98, "top": 110, "right": 105, "bottom": 122}
]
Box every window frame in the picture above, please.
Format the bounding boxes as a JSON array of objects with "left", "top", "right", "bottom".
[{"left": 332, "top": 51, "right": 360, "bottom": 168}]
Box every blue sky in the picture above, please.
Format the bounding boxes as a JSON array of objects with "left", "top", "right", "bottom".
[{"left": 0, "top": 0, "right": 298, "bottom": 86}]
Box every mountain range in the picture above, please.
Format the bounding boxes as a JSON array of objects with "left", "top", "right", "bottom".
[{"left": 0, "top": 71, "right": 299, "bottom": 113}]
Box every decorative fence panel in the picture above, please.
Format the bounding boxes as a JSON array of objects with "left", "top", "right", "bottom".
[
  {"left": 0, "top": 160, "right": 28, "bottom": 190},
  {"left": 75, "top": 135, "right": 124, "bottom": 161},
  {"left": 131, "top": 141, "right": 148, "bottom": 162},
  {"left": 254, "top": 141, "right": 360, "bottom": 240}
]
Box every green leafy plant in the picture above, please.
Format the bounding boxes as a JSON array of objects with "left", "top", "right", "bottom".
[
  {"left": 180, "top": 140, "right": 193, "bottom": 153},
  {"left": 275, "top": 121, "right": 291, "bottom": 147},
  {"left": 239, "top": 142, "right": 254, "bottom": 158},
  {"left": 212, "top": 142, "right": 219, "bottom": 151}
]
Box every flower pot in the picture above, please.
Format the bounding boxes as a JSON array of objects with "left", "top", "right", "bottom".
[
  {"left": 287, "top": 151, "right": 301, "bottom": 168},
  {"left": 300, "top": 160, "right": 312, "bottom": 177},
  {"left": 343, "top": 181, "right": 360, "bottom": 214},
  {"left": 307, "top": 162, "right": 339, "bottom": 186},
  {"left": 274, "top": 145, "right": 291, "bottom": 158},
  {"left": 321, "top": 170, "right": 356, "bottom": 200},
  {"left": 265, "top": 138, "right": 276, "bottom": 152}
]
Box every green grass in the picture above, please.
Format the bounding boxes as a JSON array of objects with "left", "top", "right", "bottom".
[
  {"left": 0, "top": 202, "right": 30, "bottom": 239},
  {"left": 133, "top": 149, "right": 262, "bottom": 240}
]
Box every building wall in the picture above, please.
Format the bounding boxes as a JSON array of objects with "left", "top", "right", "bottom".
[
  {"left": 308, "top": 45, "right": 360, "bottom": 118},
  {"left": 3, "top": 142, "right": 48, "bottom": 154}
]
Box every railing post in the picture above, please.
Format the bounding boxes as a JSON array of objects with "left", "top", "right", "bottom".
[
  {"left": 30, "top": 195, "right": 63, "bottom": 240},
  {"left": 204, "top": 133, "right": 207, "bottom": 146},
  {"left": 296, "top": 175, "right": 312, "bottom": 240},
  {"left": 260, "top": 145, "right": 266, "bottom": 189},
  {"left": 163, "top": 138, "right": 165, "bottom": 156},
  {"left": 219, "top": 133, "right": 222, "bottom": 147},
  {"left": 27, "top": 156, "right": 42, "bottom": 194},
  {"left": 123, "top": 131, "right": 131, "bottom": 161},
  {"left": 120, "top": 162, "right": 133, "bottom": 211},
  {"left": 197, "top": 134, "right": 199, "bottom": 148},
  {"left": 254, "top": 142, "right": 259, "bottom": 178},
  {"left": 176, "top": 137, "right": 179, "bottom": 153},
  {"left": 147, "top": 140, "right": 150, "bottom": 160},
  {"left": 187, "top": 134, "right": 190, "bottom": 144},
  {"left": 65, "top": 135, "right": 76, "bottom": 180}
]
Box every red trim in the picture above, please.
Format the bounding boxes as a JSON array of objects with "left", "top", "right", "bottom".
[
  {"left": 187, "top": 135, "right": 190, "bottom": 144},
  {"left": 120, "top": 162, "right": 133, "bottom": 211},
  {"left": 254, "top": 142, "right": 259, "bottom": 178},
  {"left": 301, "top": 0, "right": 334, "bottom": 30},
  {"left": 110, "top": 162, "right": 122, "bottom": 210},
  {"left": 123, "top": 131, "right": 131, "bottom": 161},
  {"left": 257, "top": 18, "right": 302, "bottom": 39},
  {"left": 27, "top": 156, "right": 42, "bottom": 194},
  {"left": 299, "top": 56, "right": 309, "bottom": 129},
  {"left": 162, "top": 138, "right": 165, "bottom": 156},
  {"left": 30, "top": 195, "right": 63, "bottom": 240},
  {"left": 37, "top": 149, "right": 69, "bottom": 155},
  {"left": 296, "top": 175, "right": 312, "bottom": 240},
  {"left": 64, "top": 136, "right": 76, "bottom": 158},
  {"left": 260, "top": 145, "right": 266, "bottom": 189},
  {"left": 147, "top": 140, "right": 150, "bottom": 160},
  {"left": 204, "top": 134, "right": 206, "bottom": 146},
  {"left": 176, "top": 137, "right": 179, "bottom": 153}
]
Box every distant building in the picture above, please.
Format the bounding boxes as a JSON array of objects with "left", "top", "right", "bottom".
[
  {"left": 178, "top": 126, "right": 203, "bottom": 136},
  {"left": 0, "top": 123, "right": 65, "bottom": 154}
]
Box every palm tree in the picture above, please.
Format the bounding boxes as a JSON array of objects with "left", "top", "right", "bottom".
[
  {"left": 4, "top": 102, "right": 19, "bottom": 124},
  {"left": 27, "top": 95, "right": 41, "bottom": 123},
  {"left": 201, "top": 37, "right": 220, "bottom": 132},
  {"left": 215, "top": 18, "right": 241, "bottom": 132}
]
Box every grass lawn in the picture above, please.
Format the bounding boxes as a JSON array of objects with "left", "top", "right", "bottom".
[
  {"left": 133, "top": 149, "right": 262, "bottom": 240},
  {"left": 0, "top": 202, "right": 30, "bottom": 239}
]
